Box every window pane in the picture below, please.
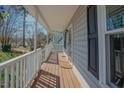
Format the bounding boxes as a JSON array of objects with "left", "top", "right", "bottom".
[
  {"left": 88, "top": 6, "right": 96, "bottom": 34},
  {"left": 106, "top": 6, "right": 124, "bottom": 30},
  {"left": 89, "top": 39, "right": 96, "bottom": 70},
  {"left": 110, "top": 34, "right": 124, "bottom": 87}
]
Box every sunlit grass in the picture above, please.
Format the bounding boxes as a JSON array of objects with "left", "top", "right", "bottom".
[{"left": 0, "top": 51, "right": 21, "bottom": 63}]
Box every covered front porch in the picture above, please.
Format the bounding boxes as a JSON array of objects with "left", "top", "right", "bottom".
[{"left": 0, "top": 5, "right": 86, "bottom": 88}]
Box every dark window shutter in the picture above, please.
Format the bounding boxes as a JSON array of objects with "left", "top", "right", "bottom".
[
  {"left": 64, "top": 31, "right": 67, "bottom": 49},
  {"left": 87, "top": 5, "right": 99, "bottom": 79}
]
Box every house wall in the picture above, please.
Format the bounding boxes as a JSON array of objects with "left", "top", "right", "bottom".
[{"left": 66, "top": 5, "right": 109, "bottom": 88}]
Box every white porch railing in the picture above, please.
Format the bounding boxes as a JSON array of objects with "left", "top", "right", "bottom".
[
  {"left": 44, "top": 43, "right": 53, "bottom": 61},
  {"left": 0, "top": 44, "right": 52, "bottom": 88}
]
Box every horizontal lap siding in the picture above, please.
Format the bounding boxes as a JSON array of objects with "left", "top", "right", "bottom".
[
  {"left": 70, "top": 6, "right": 101, "bottom": 87},
  {"left": 72, "top": 6, "right": 88, "bottom": 71}
]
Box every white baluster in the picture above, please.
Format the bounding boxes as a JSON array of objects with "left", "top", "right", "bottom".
[
  {"left": 37, "top": 49, "right": 41, "bottom": 70},
  {"left": 37, "top": 51, "right": 38, "bottom": 71},
  {"left": 25, "top": 56, "right": 28, "bottom": 87},
  {"left": 37, "top": 51, "right": 39, "bottom": 71},
  {"left": 28, "top": 55, "right": 30, "bottom": 86},
  {"left": 40, "top": 50, "right": 41, "bottom": 67},
  {"left": 29, "top": 54, "right": 31, "bottom": 82},
  {"left": 11, "top": 64, "right": 14, "bottom": 88},
  {"left": 0, "top": 68, "right": 1, "bottom": 88},
  {"left": 39, "top": 51, "right": 40, "bottom": 69},
  {"left": 30, "top": 54, "right": 32, "bottom": 84},
  {"left": 4, "top": 67, "right": 9, "bottom": 88},
  {"left": 20, "top": 60, "right": 23, "bottom": 88},
  {"left": 34, "top": 52, "right": 36, "bottom": 73},
  {"left": 34, "top": 52, "right": 36, "bottom": 75},
  {"left": 23, "top": 57, "right": 26, "bottom": 88},
  {"left": 34, "top": 52, "right": 35, "bottom": 76},
  {"left": 36, "top": 51, "right": 37, "bottom": 72},
  {"left": 26, "top": 56, "right": 29, "bottom": 86},
  {"left": 16, "top": 62, "right": 19, "bottom": 88}
]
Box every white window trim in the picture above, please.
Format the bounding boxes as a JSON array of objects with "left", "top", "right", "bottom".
[
  {"left": 97, "top": 5, "right": 107, "bottom": 86},
  {"left": 102, "top": 5, "right": 124, "bottom": 87},
  {"left": 105, "top": 28, "right": 124, "bottom": 35}
]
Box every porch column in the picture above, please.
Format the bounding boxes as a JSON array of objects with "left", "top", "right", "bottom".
[
  {"left": 34, "top": 8, "right": 38, "bottom": 51},
  {"left": 47, "top": 34, "right": 49, "bottom": 44},
  {"left": 53, "top": 33, "right": 55, "bottom": 43}
]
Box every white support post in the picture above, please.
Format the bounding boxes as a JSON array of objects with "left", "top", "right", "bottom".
[
  {"left": 47, "top": 34, "right": 49, "bottom": 44},
  {"left": 34, "top": 7, "right": 38, "bottom": 51},
  {"left": 33, "top": 8, "right": 38, "bottom": 80},
  {"left": 52, "top": 34, "right": 54, "bottom": 43}
]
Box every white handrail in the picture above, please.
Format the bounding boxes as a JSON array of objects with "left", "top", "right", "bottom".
[
  {"left": 0, "top": 50, "right": 35, "bottom": 68},
  {"left": 53, "top": 43, "right": 64, "bottom": 52}
]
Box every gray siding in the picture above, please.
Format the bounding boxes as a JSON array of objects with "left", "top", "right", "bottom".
[{"left": 68, "top": 6, "right": 102, "bottom": 87}]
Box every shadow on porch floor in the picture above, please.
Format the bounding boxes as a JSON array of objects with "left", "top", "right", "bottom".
[{"left": 31, "top": 52, "right": 81, "bottom": 88}]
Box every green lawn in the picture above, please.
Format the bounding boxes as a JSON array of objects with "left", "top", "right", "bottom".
[{"left": 0, "top": 51, "right": 21, "bottom": 63}]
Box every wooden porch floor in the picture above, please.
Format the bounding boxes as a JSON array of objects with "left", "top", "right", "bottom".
[{"left": 31, "top": 52, "right": 81, "bottom": 88}]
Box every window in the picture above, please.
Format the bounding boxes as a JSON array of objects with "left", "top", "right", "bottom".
[
  {"left": 110, "top": 34, "right": 124, "bottom": 87},
  {"left": 106, "top": 6, "right": 124, "bottom": 30}
]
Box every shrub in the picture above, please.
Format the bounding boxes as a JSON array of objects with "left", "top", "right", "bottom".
[{"left": 2, "top": 44, "right": 11, "bottom": 52}]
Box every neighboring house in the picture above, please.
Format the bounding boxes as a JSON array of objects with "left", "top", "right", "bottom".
[{"left": 16, "top": 41, "right": 28, "bottom": 48}]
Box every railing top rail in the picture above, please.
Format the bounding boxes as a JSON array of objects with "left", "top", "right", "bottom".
[
  {"left": 0, "top": 48, "right": 42, "bottom": 68},
  {"left": 53, "top": 44, "right": 64, "bottom": 45},
  {"left": 36, "top": 48, "right": 42, "bottom": 51}
]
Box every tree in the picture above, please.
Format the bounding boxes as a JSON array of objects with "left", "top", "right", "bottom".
[
  {"left": 0, "top": 6, "right": 9, "bottom": 30},
  {"left": 37, "top": 32, "right": 47, "bottom": 48},
  {"left": 23, "top": 8, "right": 27, "bottom": 47},
  {"left": 48, "top": 32, "right": 53, "bottom": 43},
  {"left": 12, "top": 5, "right": 27, "bottom": 47},
  {"left": 26, "top": 29, "right": 34, "bottom": 50},
  {"left": 0, "top": 5, "right": 23, "bottom": 52}
]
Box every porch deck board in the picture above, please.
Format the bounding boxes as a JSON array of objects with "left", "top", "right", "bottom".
[{"left": 31, "top": 52, "right": 81, "bottom": 88}]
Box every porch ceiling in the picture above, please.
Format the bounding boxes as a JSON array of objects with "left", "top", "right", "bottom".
[{"left": 24, "top": 5, "right": 79, "bottom": 32}]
